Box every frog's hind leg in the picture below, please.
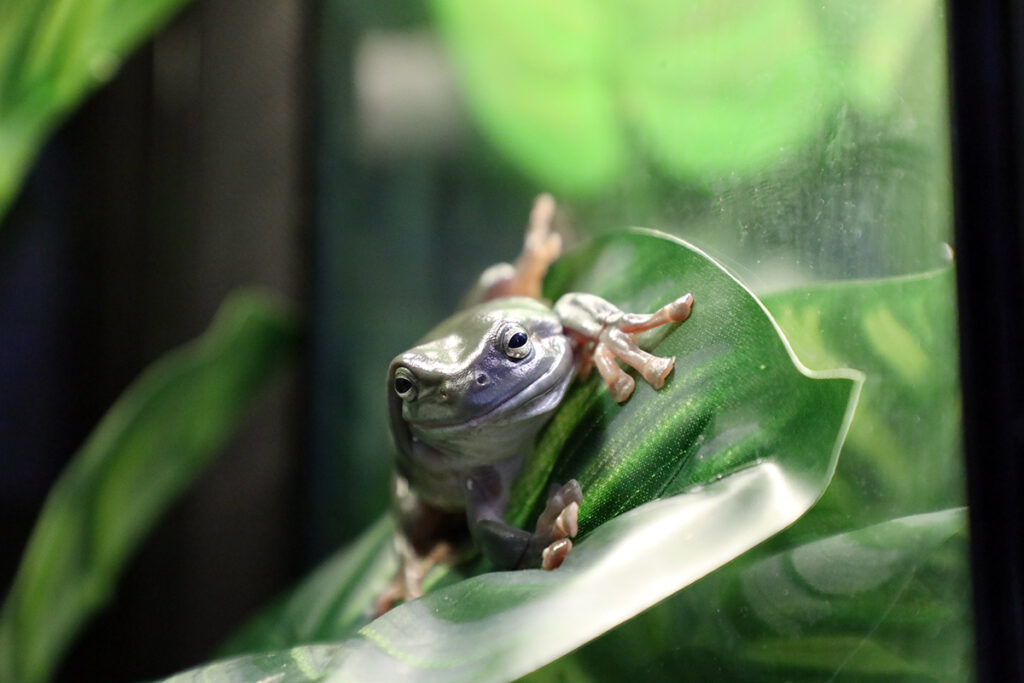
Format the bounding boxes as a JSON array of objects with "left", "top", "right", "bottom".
[
  {"left": 465, "top": 194, "right": 562, "bottom": 304},
  {"left": 510, "top": 193, "right": 562, "bottom": 299},
  {"left": 374, "top": 536, "right": 455, "bottom": 616}
]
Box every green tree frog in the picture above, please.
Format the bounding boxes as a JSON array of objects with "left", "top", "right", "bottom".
[{"left": 381, "top": 195, "right": 693, "bottom": 609}]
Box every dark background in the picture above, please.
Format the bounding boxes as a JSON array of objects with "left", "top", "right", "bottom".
[{"left": 1, "top": 2, "right": 305, "bottom": 679}]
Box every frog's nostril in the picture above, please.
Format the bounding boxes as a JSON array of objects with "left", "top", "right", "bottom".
[{"left": 475, "top": 373, "right": 489, "bottom": 386}]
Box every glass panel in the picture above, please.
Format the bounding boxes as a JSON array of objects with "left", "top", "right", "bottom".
[{"left": 314, "top": 1, "right": 971, "bottom": 677}]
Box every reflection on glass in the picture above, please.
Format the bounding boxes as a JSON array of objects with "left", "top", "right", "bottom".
[{"left": 315, "top": 1, "right": 970, "bottom": 679}]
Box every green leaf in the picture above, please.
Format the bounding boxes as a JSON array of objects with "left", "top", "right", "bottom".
[
  {"left": 430, "top": 1, "right": 938, "bottom": 195},
  {"left": 220, "top": 515, "right": 398, "bottom": 657},
  {"left": 177, "top": 230, "right": 861, "bottom": 681},
  {"left": 0, "top": 0, "right": 194, "bottom": 223},
  {"left": 526, "top": 267, "right": 968, "bottom": 681},
  {"left": 528, "top": 508, "right": 970, "bottom": 682},
  {"left": 762, "top": 267, "right": 963, "bottom": 539},
  {"left": 0, "top": 291, "right": 298, "bottom": 683}
]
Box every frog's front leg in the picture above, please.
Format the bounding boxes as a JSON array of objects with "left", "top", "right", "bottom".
[
  {"left": 555, "top": 292, "right": 694, "bottom": 402},
  {"left": 466, "top": 466, "right": 582, "bottom": 570}
]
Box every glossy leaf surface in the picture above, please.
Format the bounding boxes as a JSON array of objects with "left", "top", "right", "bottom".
[
  {"left": 529, "top": 508, "right": 969, "bottom": 682},
  {"left": 180, "top": 230, "right": 861, "bottom": 681},
  {"left": 526, "top": 266, "right": 968, "bottom": 680},
  {"left": 0, "top": 292, "right": 297, "bottom": 683},
  {"left": 762, "top": 267, "right": 963, "bottom": 540}
]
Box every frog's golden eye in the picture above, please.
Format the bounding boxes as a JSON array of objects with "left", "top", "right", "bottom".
[
  {"left": 502, "top": 325, "right": 532, "bottom": 360},
  {"left": 393, "top": 368, "right": 418, "bottom": 401}
]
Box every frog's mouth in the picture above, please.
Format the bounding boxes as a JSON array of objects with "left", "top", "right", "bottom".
[{"left": 415, "top": 347, "right": 575, "bottom": 432}]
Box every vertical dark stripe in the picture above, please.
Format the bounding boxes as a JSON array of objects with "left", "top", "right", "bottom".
[{"left": 947, "top": 1, "right": 1024, "bottom": 680}]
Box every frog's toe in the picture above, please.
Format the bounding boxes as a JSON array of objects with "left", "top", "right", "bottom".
[
  {"left": 666, "top": 293, "right": 694, "bottom": 322},
  {"left": 640, "top": 355, "right": 675, "bottom": 390},
  {"left": 535, "top": 479, "right": 583, "bottom": 539},
  {"left": 609, "top": 372, "right": 636, "bottom": 402},
  {"left": 547, "top": 479, "right": 583, "bottom": 509},
  {"left": 541, "top": 538, "right": 573, "bottom": 570},
  {"left": 553, "top": 501, "right": 579, "bottom": 539}
]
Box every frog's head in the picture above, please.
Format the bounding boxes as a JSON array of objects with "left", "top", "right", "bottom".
[{"left": 388, "top": 297, "right": 575, "bottom": 464}]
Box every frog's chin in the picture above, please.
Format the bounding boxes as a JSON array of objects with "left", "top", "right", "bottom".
[
  {"left": 411, "top": 362, "right": 574, "bottom": 466},
  {"left": 415, "top": 350, "right": 575, "bottom": 434}
]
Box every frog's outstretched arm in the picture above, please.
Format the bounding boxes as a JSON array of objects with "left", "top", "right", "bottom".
[
  {"left": 466, "top": 467, "right": 582, "bottom": 570},
  {"left": 555, "top": 292, "right": 694, "bottom": 402}
]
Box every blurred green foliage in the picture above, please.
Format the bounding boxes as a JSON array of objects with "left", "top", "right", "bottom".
[
  {"left": 0, "top": 0, "right": 193, "bottom": 222},
  {"left": 431, "top": 0, "right": 935, "bottom": 196},
  {"left": 0, "top": 293, "right": 297, "bottom": 683},
  {"left": 529, "top": 509, "right": 969, "bottom": 682},
  {"left": 765, "top": 268, "right": 962, "bottom": 540}
]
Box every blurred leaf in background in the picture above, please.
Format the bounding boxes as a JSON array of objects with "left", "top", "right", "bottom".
[
  {"left": 0, "top": 0, "right": 193, "bottom": 222},
  {"left": 430, "top": 0, "right": 935, "bottom": 197},
  {"left": 173, "top": 230, "right": 861, "bottom": 681},
  {"left": 0, "top": 292, "right": 298, "bottom": 683}
]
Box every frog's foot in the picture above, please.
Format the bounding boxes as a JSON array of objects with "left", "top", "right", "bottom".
[
  {"left": 592, "top": 294, "right": 694, "bottom": 402},
  {"left": 542, "top": 538, "right": 573, "bottom": 570},
  {"left": 534, "top": 479, "right": 583, "bottom": 570},
  {"left": 374, "top": 540, "right": 454, "bottom": 616},
  {"left": 509, "top": 193, "right": 562, "bottom": 299}
]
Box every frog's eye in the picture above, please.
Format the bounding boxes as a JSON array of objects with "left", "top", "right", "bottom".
[
  {"left": 393, "top": 368, "right": 418, "bottom": 401},
  {"left": 502, "top": 325, "right": 532, "bottom": 360}
]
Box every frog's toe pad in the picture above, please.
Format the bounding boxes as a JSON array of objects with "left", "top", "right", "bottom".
[
  {"left": 644, "top": 355, "right": 675, "bottom": 389},
  {"left": 541, "top": 538, "right": 573, "bottom": 570},
  {"left": 667, "top": 293, "right": 694, "bottom": 322},
  {"left": 609, "top": 372, "right": 636, "bottom": 403},
  {"left": 554, "top": 501, "right": 579, "bottom": 539},
  {"left": 535, "top": 480, "right": 583, "bottom": 539}
]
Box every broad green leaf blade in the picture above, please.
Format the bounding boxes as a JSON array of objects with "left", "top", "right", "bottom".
[
  {"left": 513, "top": 230, "right": 862, "bottom": 538},
  {"left": 527, "top": 267, "right": 968, "bottom": 681},
  {"left": 0, "top": 291, "right": 297, "bottom": 683},
  {"left": 0, "top": 0, "right": 194, "bottom": 223},
  {"left": 220, "top": 515, "right": 397, "bottom": 657},
  {"left": 165, "top": 645, "right": 351, "bottom": 683},
  {"left": 762, "top": 266, "right": 963, "bottom": 540},
  {"left": 528, "top": 508, "right": 970, "bottom": 682},
  {"left": 172, "top": 230, "right": 861, "bottom": 682}
]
